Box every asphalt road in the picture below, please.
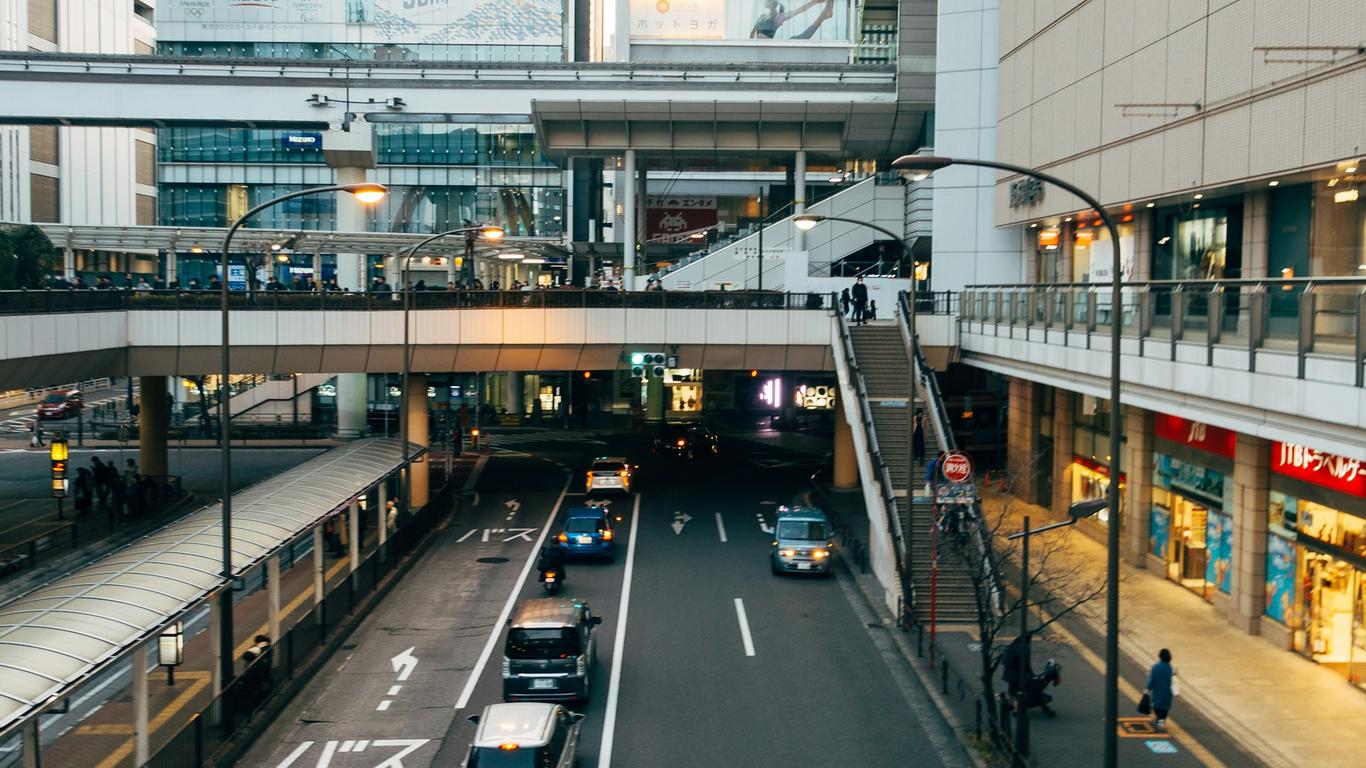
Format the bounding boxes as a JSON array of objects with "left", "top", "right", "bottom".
[{"left": 241, "top": 434, "right": 968, "bottom": 768}]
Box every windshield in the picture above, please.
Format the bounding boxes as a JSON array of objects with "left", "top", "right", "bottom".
[
  {"left": 591, "top": 462, "right": 626, "bottom": 472},
  {"left": 506, "top": 628, "right": 580, "bottom": 660},
  {"left": 564, "top": 518, "right": 604, "bottom": 533},
  {"left": 468, "top": 746, "right": 543, "bottom": 767},
  {"left": 777, "top": 520, "right": 827, "bottom": 541},
  {"left": 42, "top": 395, "right": 67, "bottom": 404}
]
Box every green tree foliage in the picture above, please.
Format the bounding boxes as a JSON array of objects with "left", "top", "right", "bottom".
[{"left": 0, "top": 225, "right": 60, "bottom": 288}]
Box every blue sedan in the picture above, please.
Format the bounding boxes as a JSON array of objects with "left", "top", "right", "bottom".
[{"left": 557, "top": 507, "right": 615, "bottom": 559}]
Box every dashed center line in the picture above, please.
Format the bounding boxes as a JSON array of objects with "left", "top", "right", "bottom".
[
  {"left": 715, "top": 512, "right": 728, "bottom": 543},
  {"left": 734, "top": 598, "right": 756, "bottom": 657}
]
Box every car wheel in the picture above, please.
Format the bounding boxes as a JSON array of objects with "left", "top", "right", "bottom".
[{"left": 771, "top": 561, "right": 782, "bottom": 575}]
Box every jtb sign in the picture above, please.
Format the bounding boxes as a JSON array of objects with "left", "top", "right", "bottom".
[{"left": 1271, "top": 442, "right": 1366, "bottom": 498}]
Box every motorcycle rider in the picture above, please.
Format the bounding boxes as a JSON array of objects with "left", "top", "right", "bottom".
[{"left": 536, "top": 541, "right": 567, "bottom": 584}]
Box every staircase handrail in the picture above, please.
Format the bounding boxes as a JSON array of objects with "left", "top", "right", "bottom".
[
  {"left": 833, "top": 293, "right": 911, "bottom": 605},
  {"left": 897, "top": 291, "right": 1003, "bottom": 619}
]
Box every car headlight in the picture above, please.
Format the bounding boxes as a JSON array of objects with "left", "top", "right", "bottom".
[
  {"left": 779, "top": 549, "right": 797, "bottom": 557},
  {"left": 812, "top": 549, "right": 830, "bottom": 559}
]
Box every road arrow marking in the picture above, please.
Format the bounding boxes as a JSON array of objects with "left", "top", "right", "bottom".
[
  {"left": 670, "top": 511, "right": 692, "bottom": 535},
  {"left": 504, "top": 498, "right": 521, "bottom": 512},
  {"left": 391, "top": 647, "right": 418, "bottom": 682}
]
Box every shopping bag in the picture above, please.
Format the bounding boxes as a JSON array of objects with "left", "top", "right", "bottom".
[{"left": 1137, "top": 692, "right": 1152, "bottom": 715}]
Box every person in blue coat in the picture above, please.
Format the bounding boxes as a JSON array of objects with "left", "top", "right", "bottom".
[{"left": 1145, "top": 648, "right": 1175, "bottom": 729}]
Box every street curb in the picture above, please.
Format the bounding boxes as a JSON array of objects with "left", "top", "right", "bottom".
[{"left": 213, "top": 489, "right": 463, "bottom": 768}]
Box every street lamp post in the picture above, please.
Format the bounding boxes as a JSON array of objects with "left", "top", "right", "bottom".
[
  {"left": 794, "top": 212, "right": 917, "bottom": 613},
  {"left": 217, "top": 182, "right": 385, "bottom": 697},
  {"left": 1005, "top": 498, "right": 1109, "bottom": 763},
  {"left": 396, "top": 225, "right": 503, "bottom": 530},
  {"left": 893, "top": 152, "right": 1126, "bottom": 768}
]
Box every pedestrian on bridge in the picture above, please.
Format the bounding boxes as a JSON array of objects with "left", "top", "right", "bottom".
[
  {"left": 851, "top": 276, "right": 868, "bottom": 325},
  {"left": 91, "top": 456, "right": 112, "bottom": 508},
  {"left": 913, "top": 411, "right": 926, "bottom": 463}
]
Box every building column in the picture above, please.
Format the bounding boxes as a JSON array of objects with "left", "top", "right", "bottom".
[
  {"left": 833, "top": 402, "right": 858, "bottom": 489},
  {"left": 1122, "top": 407, "right": 1154, "bottom": 567},
  {"left": 645, "top": 374, "right": 664, "bottom": 422},
  {"left": 1058, "top": 221, "right": 1075, "bottom": 283},
  {"left": 505, "top": 373, "right": 524, "bottom": 418},
  {"left": 348, "top": 500, "right": 361, "bottom": 587},
  {"left": 20, "top": 719, "right": 38, "bottom": 768},
  {"left": 793, "top": 150, "right": 807, "bottom": 251},
  {"left": 1231, "top": 435, "right": 1271, "bottom": 633},
  {"left": 267, "top": 554, "right": 281, "bottom": 668},
  {"left": 407, "top": 374, "right": 430, "bottom": 509},
  {"left": 138, "top": 375, "right": 169, "bottom": 477},
  {"left": 209, "top": 596, "right": 223, "bottom": 698},
  {"left": 623, "top": 149, "right": 636, "bottom": 289},
  {"left": 1006, "top": 378, "right": 1043, "bottom": 505},
  {"left": 165, "top": 250, "right": 178, "bottom": 286},
  {"left": 335, "top": 166, "right": 371, "bottom": 438},
  {"left": 1242, "top": 190, "right": 1270, "bottom": 279},
  {"left": 1050, "top": 389, "right": 1075, "bottom": 519},
  {"left": 63, "top": 245, "right": 75, "bottom": 280},
  {"left": 377, "top": 482, "right": 389, "bottom": 557},
  {"left": 133, "top": 642, "right": 149, "bottom": 765},
  {"left": 312, "top": 525, "right": 325, "bottom": 625}
]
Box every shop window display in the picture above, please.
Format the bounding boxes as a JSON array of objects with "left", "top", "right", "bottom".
[{"left": 1151, "top": 453, "right": 1232, "bottom": 600}]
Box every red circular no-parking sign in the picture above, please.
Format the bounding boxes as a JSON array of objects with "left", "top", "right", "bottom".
[{"left": 940, "top": 451, "right": 974, "bottom": 484}]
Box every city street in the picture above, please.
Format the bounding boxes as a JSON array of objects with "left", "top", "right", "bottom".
[{"left": 243, "top": 435, "right": 968, "bottom": 768}]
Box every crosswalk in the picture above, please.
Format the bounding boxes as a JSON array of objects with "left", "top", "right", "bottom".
[{"left": 0, "top": 394, "right": 129, "bottom": 435}]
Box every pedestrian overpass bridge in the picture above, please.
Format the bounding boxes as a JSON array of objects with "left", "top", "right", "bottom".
[{"left": 0, "top": 290, "right": 845, "bottom": 389}]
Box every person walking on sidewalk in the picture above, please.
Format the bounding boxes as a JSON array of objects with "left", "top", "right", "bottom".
[
  {"left": 30, "top": 421, "right": 44, "bottom": 448},
  {"left": 91, "top": 457, "right": 111, "bottom": 509},
  {"left": 912, "top": 411, "right": 926, "bottom": 463},
  {"left": 1145, "top": 648, "right": 1175, "bottom": 730}
]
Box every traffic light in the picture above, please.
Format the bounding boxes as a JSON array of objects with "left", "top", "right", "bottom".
[
  {"left": 50, "top": 436, "right": 68, "bottom": 498},
  {"left": 629, "top": 352, "right": 669, "bottom": 378},
  {"left": 631, "top": 364, "right": 645, "bottom": 378}
]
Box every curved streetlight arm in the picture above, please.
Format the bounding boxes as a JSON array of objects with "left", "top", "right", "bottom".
[
  {"left": 916, "top": 154, "right": 1124, "bottom": 768},
  {"left": 217, "top": 182, "right": 381, "bottom": 697},
  {"left": 399, "top": 225, "right": 499, "bottom": 522}
]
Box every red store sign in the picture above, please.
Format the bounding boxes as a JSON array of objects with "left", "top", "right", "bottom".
[
  {"left": 1153, "top": 414, "right": 1236, "bottom": 459},
  {"left": 1271, "top": 442, "right": 1366, "bottom": 499}
]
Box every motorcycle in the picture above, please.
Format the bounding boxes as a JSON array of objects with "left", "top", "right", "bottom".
[{"left": 540, "top": 568, "right": 562, "bottom": 595}]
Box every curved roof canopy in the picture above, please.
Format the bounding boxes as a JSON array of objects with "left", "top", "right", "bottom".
[{"left": 0, "top": 438, "right": 406, "bottom": 737}]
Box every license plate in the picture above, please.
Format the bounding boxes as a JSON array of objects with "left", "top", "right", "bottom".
[
  {"left": 577, "top": 536, "right": 593, "bottom": 545},
  {"left": 795, "top": 562, "right": 811, "bottom": 570},
  {"left": 531, "top": 679, "right": 556, "bottom": 689}
]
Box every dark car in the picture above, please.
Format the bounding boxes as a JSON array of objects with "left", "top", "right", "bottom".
[
  {"left": 37, "top": 391, "right": 82, "bottom": 420},
  {"left": 651, "top": 422, "right": 719, "bottom": 459},
  {"left": 502, "top": 598, "right": 601, "bottom": 703}
]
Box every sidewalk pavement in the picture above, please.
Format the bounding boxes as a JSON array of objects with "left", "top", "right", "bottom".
[{"left": 983, "top": 490, "right": 1366, "bottom": 768}]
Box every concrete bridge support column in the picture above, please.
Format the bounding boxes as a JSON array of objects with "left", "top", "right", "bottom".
[
  {"left": 407, "top": 374, "right": 430, "bottom": 509},
  {"left": 833, "top": 403, "right": 858, "bottom": 489},
  {"left": 793, "top": 150, "right": 807, "bottom": 251},
  {"left": 335, "top": 165, "right": 371, "bottom": 439},
  {"left": 623, "top": 149, "right": 636, "bottom": 289},
  {"left": 1231, "top": 435, "right": 1271, "bottom": 633},
  {"left": 139, "top": 375, "right": 169, "bottom": 478}
]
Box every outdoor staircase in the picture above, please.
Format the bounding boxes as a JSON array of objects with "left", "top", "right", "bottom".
[{"left": 848, "top": 323, "right": 981, "bottom": 625}]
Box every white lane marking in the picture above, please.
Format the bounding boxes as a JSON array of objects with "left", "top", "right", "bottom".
[
  {"left": 715, "top": 512, "right": 728, "bottom": 543},
  {"left": 387, "top": 685, "right": 402, "bottom": 696},
  {"left": 315, "top": 739, "right": 339, "bottom": 766},
  {"left": 274, "top": 741, "right": 313, "bottom": 768},
  {"left": 734, "top": 598, "right": 756, "bottom": 657},
  {"left": 598, "top": 493, "right": 641, "bottom": 768},
  {"left": 456, "top": 529, "right": 477, "bottom": 543},
  {"left": 391, "top": 647, "right": 417, "bottom": 681},
  {"left": 376, "top": 700, "right": 392, "bottom": 711},
  {"left": 453, "top": 481, "right": 568, "bottom": 711}
]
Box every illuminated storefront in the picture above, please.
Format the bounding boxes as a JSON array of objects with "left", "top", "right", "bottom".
[
  {"left": 1264, "top": 442, "right": 1366, "bottom": 689},
  {"left": 1069, "top": 455, "right": 1124, "bottom": 528},
  {"left": 1147, "top": 415, "right": 1236, "bottom": 601},
  {"left": 665, "top": 369, "right": 703, "bottom": 415}
]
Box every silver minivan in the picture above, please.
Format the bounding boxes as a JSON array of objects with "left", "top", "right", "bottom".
[{"left": 502, "top": 598, "right": 601, "bottom": 702}]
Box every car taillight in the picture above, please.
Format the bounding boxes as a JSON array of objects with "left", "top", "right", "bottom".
[
  {"left": 502, "top": 657, "right": 510, "bottom": 676},
  {"left": 677, "top": 439, "right": 686, "bottom": 447},
  {"left": 602, "top": 529, "right": 613, "bottom": 541},
  {"left": 618, "top": 470, "right": 628, "bottom": 478},
  {"left": 576, "top": 654, "right": 586, "bottom": 676},
  {"left": 557, "top": 532, "right": 568, "bottom": 543}
]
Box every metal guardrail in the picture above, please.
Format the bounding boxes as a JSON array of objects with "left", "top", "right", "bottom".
[
  {"left": 0, "top": 289, "right": 835, "bottom": 314},
  {"left": 831, "top": 292, "right": 909, "bottom": 597},
  {"left": 898, "top": 290, "right": 1003, "bottom": 620},
  {"left": 960, "top": 277, "right": 1366, "bottom": 386}
]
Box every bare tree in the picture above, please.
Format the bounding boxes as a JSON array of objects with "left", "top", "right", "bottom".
[{"left": 950, "top": 449, "right": 1107, "bottom": 721}]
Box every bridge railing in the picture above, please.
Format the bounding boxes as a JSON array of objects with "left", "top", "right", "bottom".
[
  {"left": 961, "top": 277, "right": 1366, "bottom": 387},
  {"left": 0, "top": 289, "right": 836, "bottom": 315}
]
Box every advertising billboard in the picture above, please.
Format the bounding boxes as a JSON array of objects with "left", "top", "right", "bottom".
[
  {"left": 159, "top": 0, "right": 562, "bottom": 47},
  {"left": 629, "top": 0, "right": 849, "bottom": 42}
]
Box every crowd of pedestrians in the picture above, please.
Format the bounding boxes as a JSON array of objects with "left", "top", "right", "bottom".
[{"left": 69, "top": 454, "right": 163, "bottom": 521}]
